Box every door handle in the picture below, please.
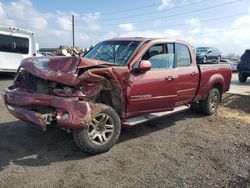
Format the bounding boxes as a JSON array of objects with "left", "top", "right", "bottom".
[
  {"left": 165, "top": 76, "right": 176, "bottom": 81},
  {"left": 191, "top": 72, "right": 197, "bottom": 76}
]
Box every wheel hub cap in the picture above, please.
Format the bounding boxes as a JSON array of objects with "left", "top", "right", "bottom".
[
  {"left": 87, "top": 113, "right": 115, "bottom": 145},
  {"left": 210, "top": 93, "right": 218, "bottom": 111}
]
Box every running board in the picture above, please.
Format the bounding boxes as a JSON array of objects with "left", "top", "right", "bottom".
[{"left": 124, "top": 105, "right": 190, "bottom": 126}]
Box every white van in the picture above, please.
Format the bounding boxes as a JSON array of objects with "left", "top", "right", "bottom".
[{"left": 0, "top": 26, "right": 39, "bottom": 73}]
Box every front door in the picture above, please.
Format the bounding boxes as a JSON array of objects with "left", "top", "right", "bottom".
[{"left": 126, "top": 43, "right": 177, "bottom": 117}]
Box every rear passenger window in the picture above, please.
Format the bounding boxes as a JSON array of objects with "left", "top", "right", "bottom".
[
  {"left": 142, "top": 44, "right": 174, "bottom": 69},
  {"left": 0, "top": 34, "right": 29, "bottom": 54},
  {"left": 176, "top": 44, "right": 191, "bottom": 67}
]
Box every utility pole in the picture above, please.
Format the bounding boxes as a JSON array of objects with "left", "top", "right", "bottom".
[{"left": 72, "top": 15, "right": 75, "bottom": 47}]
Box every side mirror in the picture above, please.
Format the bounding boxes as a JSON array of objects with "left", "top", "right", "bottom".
[
  {"left": 134, "top": 60, "right": 151, "bottom": 73},
  {"left": 207, "top": 50, "right": 212, "bottom": 53}
]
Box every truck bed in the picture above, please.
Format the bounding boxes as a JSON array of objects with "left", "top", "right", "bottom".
[{"left": 195, "top": 64, "right": 232, "bottom": 100}]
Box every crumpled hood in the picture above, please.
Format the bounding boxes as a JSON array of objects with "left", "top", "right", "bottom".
[{"left": 20, "top": 56, "right": 112, "bottom": 85}]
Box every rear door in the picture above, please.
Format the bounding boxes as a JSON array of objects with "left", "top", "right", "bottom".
[
  {"left": 174, "top": 43, "right": 199, "bottom": 104},
  {"left": 126, "top": 43, "right": 177, "bottom": 117}
]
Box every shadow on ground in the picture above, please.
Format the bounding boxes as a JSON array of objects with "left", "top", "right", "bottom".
[
  {"left": 0, "top": 111, "right": 204, "bottom": 171},
  {"left": 222, "top": 93, "right": 250, "bottom": 113},
  {"left": 0, "top": 74, "right": 15, "bottom": 81}
]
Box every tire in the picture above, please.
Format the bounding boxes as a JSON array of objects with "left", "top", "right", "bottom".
[
  {"left": 200, "top": 88, "right": 220, "bottom": 115},
  {"left": 203, "top": 56, "right": 207, "bottom": 63},
  {"left": 73, "top": 104, "right": 121, "bottom": 154},
  {"left": 217, "top": 56, "right": 221, "bottom": 63},
  {"left": 238, "top": 73, "right": 247, "bottom": 83}
]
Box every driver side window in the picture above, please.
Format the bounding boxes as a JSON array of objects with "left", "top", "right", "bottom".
[{"left": 142, "top": 44, "right": 174, "bottom": 69}]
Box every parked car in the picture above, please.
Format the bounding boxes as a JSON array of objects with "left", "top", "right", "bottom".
[
  {"left": 196, "top": 47, "right": 222, "bottom": 63},
  {"left": 237, "top": 49, "right": 250, "bottom": 82},
  {"left": 220, "top": 59, "right": 238, "bottom": 72},
  {"left": 2, "top": 38, "right": 232, "bottom": 154},
  {"left": 0, "top": 26, "right": 39, "bottom": 73}
]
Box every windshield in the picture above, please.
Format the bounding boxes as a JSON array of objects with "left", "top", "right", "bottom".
[
  {"left": 83, "top": 40, "right": 140, "bottom": 66},
  {"left": 196, "top": 47, "right": 209, "bottom": 52}
]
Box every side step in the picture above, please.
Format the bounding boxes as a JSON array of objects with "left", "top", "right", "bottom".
[{"left": 124, "top": 105, "right": 190, "bottom": 126}]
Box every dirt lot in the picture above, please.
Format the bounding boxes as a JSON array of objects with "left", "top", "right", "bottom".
[
  {"left": 229, "top": 73, "right": 250, "bottom": 96},
  {"left": 0, "top": 75, "right": 249, "bottom": 188}
]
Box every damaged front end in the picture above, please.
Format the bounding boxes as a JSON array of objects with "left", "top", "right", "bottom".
[{"left": 2, "top": 56, "right": 124, "bottom": 131}]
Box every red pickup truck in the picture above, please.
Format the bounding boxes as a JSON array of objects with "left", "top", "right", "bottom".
[{"left": 2, "top": 38, "right": 232, "bottom": 154}]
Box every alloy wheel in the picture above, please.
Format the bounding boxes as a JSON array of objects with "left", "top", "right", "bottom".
[{"left": 87, "top": 113, "right": 115, "bottom": 145}]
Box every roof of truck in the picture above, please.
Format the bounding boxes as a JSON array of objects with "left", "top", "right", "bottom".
[
  {"left": 107, "top": 37, "right": 191, "bottom": 44},
  {"left": 106, "top": 37, "right": 193, "bottom": 49}
]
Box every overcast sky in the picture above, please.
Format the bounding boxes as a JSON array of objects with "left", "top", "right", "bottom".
[{"left": 0, "top": 0, "right": 250, "bottom": 55}]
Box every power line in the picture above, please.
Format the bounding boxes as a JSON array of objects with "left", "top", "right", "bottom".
[
  {"left": 99, "top": 0, "right": 204, "bottom": 16},
  {"left": 105, "top": 0, "right": 243, "bottom": 24},
  {"left": 146, "top": 12, "right": 248, "bottom": 31},
  {"left": 100, "top": 2, "right": 161, "bottom": 15},
  {"left": 38, "top": 12, "right": 248, "bottom": 39},
  {"left": 101, "top": 0, "right": 210, "bottom": 21},
  {"left": 38, "top": 11, "right": 248, "bottom": 41},
  {"left": 90, "top": 12, "right": 249, "bottom": 36},
  {"left": 74, "top": 0, "right": 243, "bottom": 28}
]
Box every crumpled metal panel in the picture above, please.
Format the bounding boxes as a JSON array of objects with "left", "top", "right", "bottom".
[
  {"left": 4, "top": 56, "right": 130, "bottom": 129},
  {"left": 20, "top": 56, "right": 113, "bottom": 86}
]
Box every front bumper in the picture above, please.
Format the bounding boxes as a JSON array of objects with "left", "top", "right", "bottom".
[{"left": 2, "top": 87, "right": 104, "bottom": 130}]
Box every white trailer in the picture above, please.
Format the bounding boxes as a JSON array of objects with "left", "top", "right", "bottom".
[{"left": 0, "top": 26, "right": 39, "bottom": 73}]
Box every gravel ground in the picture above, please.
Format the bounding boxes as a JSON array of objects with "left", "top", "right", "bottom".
[{"left": 0, "top": 75, "right": 249, "bottom": 188}]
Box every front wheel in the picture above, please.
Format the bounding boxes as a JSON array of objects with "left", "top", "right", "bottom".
[
  {"left": 200, "top": 88, "right": 220, "bottom": 115},
  {"left": 73, "top": 105, "right": 121, "bottom": 154}
]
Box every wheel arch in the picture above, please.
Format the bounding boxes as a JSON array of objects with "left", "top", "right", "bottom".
[
  {"left": 212, "top": 82, "right": 223, "bottom": 102},
  {"left": 96, "top": 89, "right": 122, "bottom": 116},
  {"left": 199, "top": 74, "right": 225, "bottom": 101}
]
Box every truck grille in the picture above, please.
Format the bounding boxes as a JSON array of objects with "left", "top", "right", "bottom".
[
  {"left": 14, "top": 71, "right": 53, "bottom": 114},
  {"left": 15, "top": 71, "right": 50, "bottom": 94}
]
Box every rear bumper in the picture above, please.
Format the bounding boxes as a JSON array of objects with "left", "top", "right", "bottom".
[
  {"left": 2, "top": 87, "right": 103, "bottom": 130},
  {"left": 238, "top": 69, "right": 250, "bottom": 75}
]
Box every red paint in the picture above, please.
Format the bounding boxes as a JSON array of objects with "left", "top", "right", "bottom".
[{"left": 2, "top": 38, "right": 232, "bottom": 130}]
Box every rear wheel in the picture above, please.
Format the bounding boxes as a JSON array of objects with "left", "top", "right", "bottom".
[
  {"left": 238, "top": 73, "right": 247, "bottom": 83},
  {"left": 200, "top": 88, "right": 220, "bottom": 115},
  {"left": 203, "top": 56, "right": 207, "bottom": 63},
  {"left": 217, "top": 55, "right": 221, "bottom": 63},
  {"left": 73, "top": 105, "right": 121, "bottom": 154}
]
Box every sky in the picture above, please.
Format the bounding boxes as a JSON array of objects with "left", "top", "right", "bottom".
[{"left": 0, "top": 0, "right": 250, "bottom": 55}]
